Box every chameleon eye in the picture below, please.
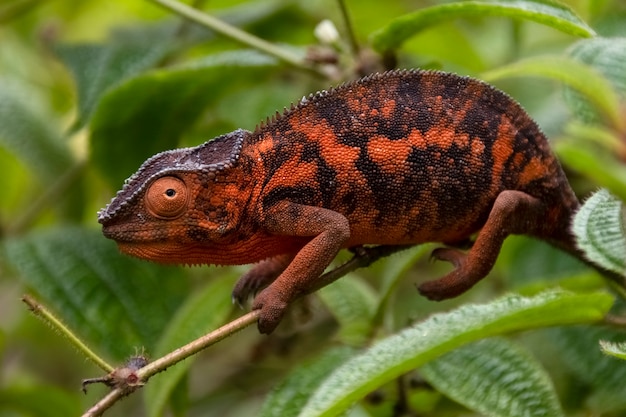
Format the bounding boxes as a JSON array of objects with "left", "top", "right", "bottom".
[{"left": 144, "top": 176, "right": 189, "bottom": 219}]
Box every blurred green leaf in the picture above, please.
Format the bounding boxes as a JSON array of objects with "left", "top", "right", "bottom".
[
  {"left": 56, "top": 38, "right": 172, "bottom": 131},
  {"left": 572, "top": 189, "right": 626, "bottom": 276},
  {"left": 373, "top": 245, "right": 431, "bottom": 329},
  {"left": 370, "top": 0, "right": 595, "bottom": 52},
  {"left": 144, "top": 273, "right": 236, "bottom": 417},
  {"left": 297, "top": 290, "right": 612, "bottom": 417},
  {"left": 498, "top": 237, "right": 588, "bottom": 289},
  {"left": 0, "top": 0, "right": 43, "bottom": 24},
  {"left": 4, "top": 226, "right": 188, "bottom": 360},
  {"left": 89, "top": 49, "right": 278, "bottom": 188},
  {"left": 482, "top": 56, "right": 622, "bottom": 129},
  {"left": 548, "top": 326, "right": 626, "bottom": 413},
  {"left": 260, "top": 347, "right": 355, "bottom": 417},
  {"left": 0, "top": 384, "right": 81, "bottom": 417},
  {"left": 564, "top": 37, "right": 626, "bottom": 128},
  {"left": 556, "top": 136, "right": 626, "bottom": 202},
  {"left": 421, "top": 338, "right": 563, "bottom": 417},
  {"left": 318, "top": 275, "right": 378, "bottom": 345},
  {"left": 0, "top": 83, "right": 73, "bottom": 182},
  {"left": 599, "top": 339, "right": 626, "bottom": 361}
]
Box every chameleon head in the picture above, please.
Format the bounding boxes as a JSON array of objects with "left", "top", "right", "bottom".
[{"left": 97, "top": 129, "right": 251, "bottom": 265}]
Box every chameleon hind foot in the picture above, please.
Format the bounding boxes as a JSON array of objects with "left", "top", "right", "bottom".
[{"left": 419, "top": 190, "right": 547, "bottom": 301}]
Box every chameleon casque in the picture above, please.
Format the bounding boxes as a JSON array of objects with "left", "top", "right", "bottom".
[{"left": 98, "top": 69, "right": 589, "bottom": 334}]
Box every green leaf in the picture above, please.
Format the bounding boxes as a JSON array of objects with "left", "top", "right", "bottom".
[
  {"left": 373, "top": 245, "right": 432, "bottom": 328},
  {"left": 56, "top": 37, "right": 172, "bottom": 130},
  {"left": 296, "top": 290, "right": 612, "bottom": 417},
  {"left": 0, "top": 83, "right": 73, "bottom": 182},
  {"left": 555, "top": 130, "right": 626, "bottom": 202},
  {"left": 548, "top": 326, "right": 626, "bottom": 412},
  {"left": 572, "top": 189, "right": 626, "bottom": 276},
  {"left": 564, "top": 37, "right": 626, "bottom": 129},
  {"left": 0, "top": 384, "right": 81, "bottom": 417},
  {"left": 421, "top": 338, "right": 564, "bottom": 417},
  {"left": 4, "top": 226, "right": 188, "bottom": 360},
  {"left": 260, "top": 347, "right": 355, "bottom": 417},
  {"left": 499, "top": 236, "right": 607, "bottom": 296},
  {"left": 370, "top": 0, "right": 595, "bottom": 52},
  {"left": 318, "top": 276, "right": 378, "bottom": 345},
  {"left": 599, "top": 340, "right": 626, "bottom": 361},
  {"left": 144, "top": 274, "right": 236, "bottom": 417},
  {"left": 482, "top": 56, "right": 622, "bottom": 129},
  {"left": 89, "top": 50, "right": 277, "bottom": 188}
]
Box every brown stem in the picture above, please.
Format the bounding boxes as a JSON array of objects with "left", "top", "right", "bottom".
[{"left": 82, "top": 245, "right": 409, "bottom": 415}]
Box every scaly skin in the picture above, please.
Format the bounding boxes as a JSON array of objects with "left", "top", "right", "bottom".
[{"left": 99, "top": 69, "right": 582, "bottom": 334}]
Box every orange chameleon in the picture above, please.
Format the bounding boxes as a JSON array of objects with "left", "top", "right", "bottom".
[{"left": 98, "top": 69, "right": 617, "bottom": 334}]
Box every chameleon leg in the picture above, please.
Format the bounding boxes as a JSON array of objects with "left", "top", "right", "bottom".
[
  {"left": 252, "top": 202, "right": 351, "bottom": 334},
  {"left": 418, "top": 190, "right": 547, "bottom": 301},
  {"left": 232, "top": 254, "right": 295, "bottom": 306}
]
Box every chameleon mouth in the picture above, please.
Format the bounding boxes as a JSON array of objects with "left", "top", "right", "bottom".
[{"left": 115, "top": 241, "right": 209, "bottom": 265}]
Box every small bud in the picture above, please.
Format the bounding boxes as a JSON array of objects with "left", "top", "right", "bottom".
[{"left": 314, "top": 19, "right": 340, "bottom": 45}]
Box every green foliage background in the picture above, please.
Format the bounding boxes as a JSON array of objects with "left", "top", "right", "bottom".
[{"left": 1, "top": 0, "right": 626, "bottom": 416}]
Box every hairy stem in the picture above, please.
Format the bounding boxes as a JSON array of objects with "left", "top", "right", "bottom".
[
  {"left": 80, "top": 245, "right": 407, "bottom": 415},
  {"left": 22, "top": 294, "right": 114, "bottom": 373}
]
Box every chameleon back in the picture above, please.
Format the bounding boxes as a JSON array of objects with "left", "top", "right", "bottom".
[{"left": 245, "top": 70, "right": 577, "bottom": 246}]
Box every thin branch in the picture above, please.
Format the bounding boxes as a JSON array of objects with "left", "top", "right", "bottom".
[
  {"left": 147, "top": 0, "right": 324, "bottom": 76},
  {"left": 82, "top": 389, "right": 126, "bottom": 417},
  {"left": 79, "top": 245, "right": 408, "bottom": 415},
  {"left": 137, "top": 311, "right": 259, "bottom": 379},
  {"left": 22, "top": 294, "right": 114, "bottom": 373},
  {"left": 81, "top": 312, "right": 259, "bottom": 417}
]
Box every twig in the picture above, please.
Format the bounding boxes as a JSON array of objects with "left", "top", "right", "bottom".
[
  {"left": 137, "top": 311, "right": 259, "bottom": 379},
  {"left": 147, "top": 0, "right": 323, "bottom": 75},
  {"left": 21, "top": 295, "right": 114, "bottom": 373},
  {"left": 82, "top": 389, "right": 126, "bottom": 417},
  {"left": 77, "top": 245, "right": 408, "bottom": 415},
  {"left": 81, "top": 312, "right": 259, "bottom": 417}
]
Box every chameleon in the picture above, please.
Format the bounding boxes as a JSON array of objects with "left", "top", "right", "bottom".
[{"left": 98, "top": 69, "right": 603, "bottom": 334}]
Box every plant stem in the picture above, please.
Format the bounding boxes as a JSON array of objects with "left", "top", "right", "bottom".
[
  {"left": 137, "top": 311, "right": 259, "bottom": 379},
  {"left": 80, "top": 245, "right": 406, "bottom": 415},
  {"left": 148, "top": 0, "right": 323, "bottom": 75},
  {"left": 81, "top": 312, "right": 259, "bottom": 417},
  {"left": 82, "top": 389, "right": 125, "bottom": 417},
  {"left": 22, "top": 294, "right": 114, "bottom": 373}
]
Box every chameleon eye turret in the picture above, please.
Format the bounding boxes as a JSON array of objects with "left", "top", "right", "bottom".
[{"left": 144, "top": 176, "right": 189, "bottom": 219}]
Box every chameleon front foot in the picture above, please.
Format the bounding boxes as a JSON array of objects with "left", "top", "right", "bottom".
[
  {"left": 232, "top": 254, "right": 293, "bottom": 307},
  {"left": 251, "top": 289, "right": 289, "bottom": 334}
]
